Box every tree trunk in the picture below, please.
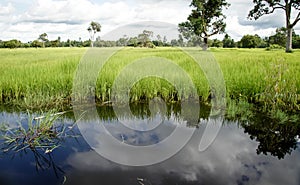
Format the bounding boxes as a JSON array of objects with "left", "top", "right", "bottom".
[
  {"left": 202, "top": 37, "right": 208, "bottom": 51},
  {"left": 286, "top": 27, "right": 292, "bottom": 52},
  {"left": 91, "top": 41, "right": 94, "bottom": 48},
  {"left": 285, "top": 3, "right": 292, "bottom": 53}
]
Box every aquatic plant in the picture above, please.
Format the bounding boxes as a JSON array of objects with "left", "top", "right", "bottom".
[{"left": 0, "top": 110, "right": 76, "bottom": 154}]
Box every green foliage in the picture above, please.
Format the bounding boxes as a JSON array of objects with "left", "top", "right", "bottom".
[
  {"left": 38, "top": 33, "right": 48, "bottom": 48},
  {"left": 0, "top": 111, "right": 76, "bottom": 154},
  {"left": 268, "top": 27, "right": 287, "bottom": 47},
  {"left": 240, "top": 34, "right": 265, "bottom": 48},
  {"left": 3, "top": 39, "right": 22, "bottom": 49},
  {"left": 0, "top": 48, "right": 84, "bottom": 110},
  {"left": 210, "top": 39, "right": 223, "bottom": 47},
  {"left": 39, "top": 33, "right": 48, "bottom": 42},
  {"left": 87, "top": 21, "right": 101, "bottom": 47},
  {"left": 248, "top": 0, "right": 300, "bottom": 21},
  {"left": 266, "top": 44, "right": 284, "bottom": 51},
  {"left": 179, "top": 0, "right": 230, "bottom": 48},
  {"left": 31, "top": 40, "right": 43, "bottom": 48},
  {"left": 226, "top": 99, "right": 254, "bottom": 121},
  {"left": 137, "top": 30, "right": 155, "bottom": 48},
  {"left": 248, "top": 0, "right": 300, "bottom": 52},
  {"left": 222, "top": 34, "right": 236, "bottom": 48},
  {"left": 292, "top": 33, "right": 300, "bottom": 48},
  {"left": 0, "top": 48, "right": 299, "bottom": 115},
  {"left": 259, "top": 59, "right": 299, "bottom": 112}
]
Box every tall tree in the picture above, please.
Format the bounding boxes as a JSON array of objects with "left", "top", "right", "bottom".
[
  {"left": 248, "top": 0, "right": 300, "bottom": 52},
  {"left": 138, "top": 30, "right": 153, "bottom": 47},
  {"left": 179, "top": 0, "right": 230, "bottom": 50},
  {"left": 87, "top": 21, "right": 101, "bottom": 47},
  {"left": 39, "top": 33, "right": 48, "bottom": 48}
]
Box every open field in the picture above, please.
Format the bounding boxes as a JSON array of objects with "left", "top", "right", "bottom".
[{"left": 0, "top": 47, "right": 299, "bottom": 114}]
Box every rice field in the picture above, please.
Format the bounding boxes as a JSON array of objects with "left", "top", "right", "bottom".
[{"left": 0, "top": 47, "right": 299, "bottom": 114}]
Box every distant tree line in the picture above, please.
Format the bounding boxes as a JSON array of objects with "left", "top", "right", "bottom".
[{"left": 1, "top": 27, "right": 300, "bottom": 49}]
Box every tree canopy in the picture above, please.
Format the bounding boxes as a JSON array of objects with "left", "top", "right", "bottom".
[
  {"left": 38, "top": 33, "right": 48, "bottom": 48},
  {"left": 248, "top": 0, "right": 300, "bottom": 52},
  {"left": 179, "top": 0, "right": 230, "bottom": 50},
  {"left": 87, "top": 21, "right": 101, "bottom": 47}
]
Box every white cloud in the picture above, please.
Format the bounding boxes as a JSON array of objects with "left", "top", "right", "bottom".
[
  {"left": 0, "top": 2, "right": 14, "bottom": 15},
  {"left": 0, "top": 0, "right": 299, "bottom": 42},
  {"left": 65, "top": 123, "right": 300, "bottom": 185}
]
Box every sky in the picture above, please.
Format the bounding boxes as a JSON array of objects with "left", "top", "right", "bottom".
[{"left": 0, "top": 0, "right": 300, "bottom": 42}]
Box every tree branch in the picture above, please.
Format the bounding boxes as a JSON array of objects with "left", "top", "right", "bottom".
[
  {"left": 273, "top": 2, "right": 285, "bottom": 9},
  {"left": 207, "top": 29, "right": 221, "bottom": 37},
  {"left": 291, "top": 11, "right": 300, "bottom": 28},
  {"left": 269, "top": 6, "right": 286, "bottom": 14}
]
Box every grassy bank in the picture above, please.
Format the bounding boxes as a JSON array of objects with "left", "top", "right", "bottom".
[{"left": 0, "top": 47, "right": 299, "bottom": 115}]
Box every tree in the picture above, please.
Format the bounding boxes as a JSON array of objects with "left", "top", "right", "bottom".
[
  {"left": 138, "top": 30, "right": 154, "bottom": 48},
  {"left": 210, "top": 39, "right": 223, "bottom": 47},
  {"left": 116, "top": 35, "right": 129, "bottom": 46},
  {"left": 179, "top": 0, "right": 230, "bottom": 50},
  {"left": 248, "top": 0, "right": 300, "bottom": 52},
  {"left": 156, "top": 34, "right": 162, "bottom": 42},
  {"left": 87, "top": 21, "right": 101, "bottom": 47},
  {"left": 163, "top": 36, "right": 168, "bottom": 45},
  {"left": 178, "top": 22, "right": 197, "bottom": 41},
  {"left": 31, "top": 40, "right": 43, "bottom": 48},
  {"left": 268, "top": 27, "right": 287, "bottom": 47},
  {"left": 39, "top": 33, "right": 48, "bottom": 48},
  {"left": 178, "top": 23, "right": 202, "bottom": 46},
  {"left": 153, "top": 34, "right": 163, "bottom": 46},
  {"left": 292, "top": 32, "right": 300, "bottom": 48},
  {"left": 170, "top": 39, "right": 179, "bottom": 47},
  {"left": 268, "top": 27, "right": 300, "bottom": 48},
  {"left": 128, "top": 37, "right": 138, "bottom": 47},
  {"left": 178, "top": 34, "right": 184, "bottom": 47},
  {"left": 4, "top": 39, "right": 21, "bottom": 49},
  {"left": 0, "top": 40, "right": 4, "bottom": 48},
  {"left": 240, "top": 34, "right": 264, "bottom": 48},
  {"left": 222, "top": 34, "right": 236, "bottom": 48}
]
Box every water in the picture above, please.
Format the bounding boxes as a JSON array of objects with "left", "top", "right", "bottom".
[{"left": 0, "top": 105, "right": 299, "bottom": 185}]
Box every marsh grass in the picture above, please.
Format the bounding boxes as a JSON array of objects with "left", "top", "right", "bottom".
[
  {"left": 259, "top": 59, "right": 299, "bottom": 112},
  {"left": 0, "top": 47, "right": 299, "bottom": 116},
  {"left": 0, "top": 48, "right": 84, "bottom": 110},
  {"left": 0, "top": 110, "right": 76, "bottom": 154}
]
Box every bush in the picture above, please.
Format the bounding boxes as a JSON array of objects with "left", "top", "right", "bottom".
[
  {"left": 3, "top": 39, "right": 22, "bottom": 49},
  {"left": 266, "top": 44, "right": 284, "bottom": 51}
]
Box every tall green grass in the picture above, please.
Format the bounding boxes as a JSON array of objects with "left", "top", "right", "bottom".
[
  {"left": 0, "top": 48, "right": 84, "bottom": 110},
  {"left": 0, "top": 47, "right": 299, "bottom": 114}
]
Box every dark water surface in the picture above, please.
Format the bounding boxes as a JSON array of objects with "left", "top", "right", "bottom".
[{"left": 0, "top": 106, "right": 299, "bottom": 185}]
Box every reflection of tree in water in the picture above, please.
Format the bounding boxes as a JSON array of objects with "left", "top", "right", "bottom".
[{"left": 241, "top": 118, "right": 300, "bottom": 159}]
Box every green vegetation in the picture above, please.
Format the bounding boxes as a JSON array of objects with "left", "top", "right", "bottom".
[
  {"left": 0, "top": 48, "right": 85, "bottom": 110},
  {"left": 178, "top": 0, "right": 230, "bottom": 49},
  {"left": 0, "top": 47, "right": 299, "bottom": 117},
  {"left": 248, "top": 0, "right": 300, "bottom": 52},
  {"left": 0, "top": 111, "right": 75, "bottom": 154}
]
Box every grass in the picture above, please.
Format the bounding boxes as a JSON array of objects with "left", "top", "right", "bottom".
[
  {"left": 0, "top": 47, "right": 299, "bottom": 116},
  {"left": 0, "top": 110, "right": 75, "bottom": 154},
  {"left": 0, "top": 48, "right": 84, "bottom": 110}
]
